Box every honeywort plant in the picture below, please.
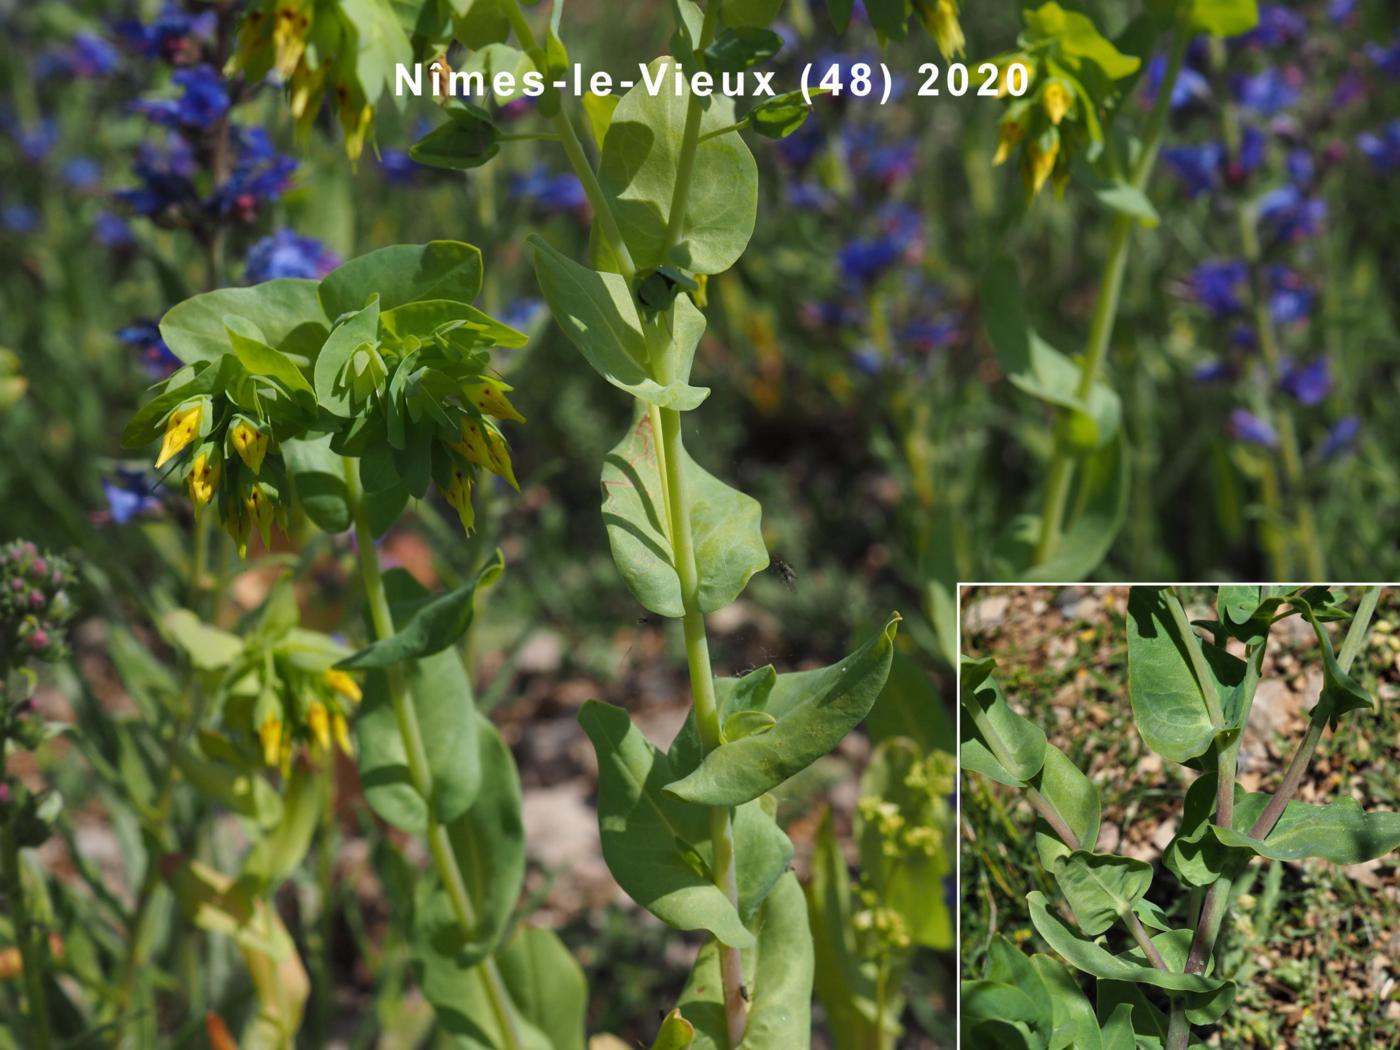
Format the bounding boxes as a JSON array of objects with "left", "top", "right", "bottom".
[
  {"left": 973, "top": 1, "right": 1264, "bottom": 583},
  {"left": 960, "top": 585, "right": 1400, "bottom": 1050},
  {"left": 237, "top": 0, "right": 972, "bottom": 1045}
]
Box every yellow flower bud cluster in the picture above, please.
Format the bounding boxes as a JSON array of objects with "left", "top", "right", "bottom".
[
  {"left": 255, "top": 667, "right": 363, "bottom": 774},
  {"left": 914, "top": 0, "right": 965, "bottom": 61},
  {"left": 231, "top": 0, "right": 376, "bottom": 160},
  {"left": 436, "top": 377, "right": 527, "bottom": 536}
]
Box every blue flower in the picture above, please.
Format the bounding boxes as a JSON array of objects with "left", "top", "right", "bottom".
[
  {"left": 1228, "top": 408, "right": 1278, "bottom": 447},
  {"left": 2, "top": 116, "right": 58, "bottom": 163},
  {"left": 1279, "top": 357, "right": 1331, "bottom": 406},
  {"left": 1257, "top": 184, "right": 1326, "bottom": 242},
  {"left": 38, "top": 31, "right": 121, "bottom": 79},
  {"left": 378, "top": 149, "right": 421, "bottom": 186},
  {"left": 62, "top": 157, "right": 102, "bottom": 190},
  {"left": 1193, "top": 359, "right": 1238, "bottom": 383},
  {"left": 902, "top": 318, "right": 959, "bottom": 353},
  {"left": 838, "top": 204, "right": 922, "bottom": 284},
  {"left": 102, "top": 469, "right": 162, "bottom": 524},
  {"left": 801, "top": 300, "right": 864, "bottom": 331},
  {"left": 1, "top": 203, "right": 38, "bottom": 233},
  {"left": 1234, "top": 68, "right": 1300, "bottom": 116},
  {"left": 1267, "top": 267, "right": 1314, "bottom": 325},
  {"left": 1317, "top": 416, "right": 1360, "bottom": 459},
  {"left": 115, "top": 5, "right": 214, "bottom": 63},
  {"left": 1144, "top": 54, "right": 1211, "bottom": 110},
  {"left": 1185, "top": 260, "right": 1248, "bottom": 316},
  {"left": 1236, "top": 6, "right": 1306, "bottom": 48},
  {"left": 509, "top": 166, "right": 587, "bottom": 214},
  {"left": 1357, "top": 120, "right": 1400, "bottom": 174},
  {"left": 94, "top": 211, "right": 135, "bottom": 249},
  {"left": 1163, "top": 142, "right": 1224, "bottom": 196},
  {"left": 500, "top": 299, "right": 544, "bottom": 331},
  {"left": 1366, "top": 39, "right": 1400, "bottom": 78},
  {"left": 212, "top": 127, "right": 297, "bottom": 220},
  {"left": 1329, "top": 0, "right": 1358, "bottom": 21},
  {"left": 244, "top": 229, "right": 340, "bottom": 283},
  {"left": 135, "top": 65, "right": 230, "bottom": 130},
  {"left": 117, "top": 139, "right": 199, "bottom": 218},
  {"left": 119, "top": 321, "right": 180, "bottom": 379},
  {"left": 786, "top": 182, "right": 834, "bottom": 209}
]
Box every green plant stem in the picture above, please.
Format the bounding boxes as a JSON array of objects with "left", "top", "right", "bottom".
[
  {"left": 1166, "top": 1000, "right": 1190, "bottom": 1050},
  {"left": 342, "top": 458, "right": 523, "bottom": 1050},
  {"left": 658, "top": 405, "right": 749, "bottom": 1045},
  {"left": 1178, "top": 587, "right": 1381, "bottom": 1049},
  {"left": 1, "top": 811, "right": 54, "bottom": 1050},
  {"left": 1249, "top": 588, "right": 1379, "bottom": 839},
  {"left": 1032, "top": 18, "right": 1190, "bottom": 566},
  {"left": 502, "top": 0, "right": 636, "bottom": 281}
]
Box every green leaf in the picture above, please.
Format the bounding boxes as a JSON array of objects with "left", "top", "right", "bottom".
[
  {"left": 1187, "top": 0, "right": 1258, "bottom": 36},
  {"left": 577, "top": 700, "right": 755, "bottom": 949},
  {"left": 1010, "top": 433, "right": 1130, "bottom": 583},
  {"left": 826, "top": 0, "right": 855, "bottom": 33},
  {"left": 1030, "top": 953, "right": 1107, "bottom": 1050},
  {"left": 529, "top": 236, "right": 710, "bottom": 410},
  {"left": 1213, "top": 797, "right": 1400, "bottom": 865},
  {"left": 320, "top": 241, "right": 484, "bottom": 319},
  {"left": 1023, "top": 3, "right": 1141, "bottom": 80},
  {"left": 960, "top": 663, "right": 1048, "bottom": 787},
  {"left": 171, "top": 746, "right": 283, "bottom": 828},
  {"left": 582, "top": 90, "right": 620, "bottom": 149},
  {"left": 1052, "top": 851, "right": 1153, "bottom": 936},
  {"left": 354, "top": 569, "right": 489, "bottom": 830},
  {"left": 410, "top": 100, "right": 502, "bottom": 170},
  {"left": 240, "top": 766, "right": 327, "bottom": 893},
  {"left": 649, "top": 1009, "right": 696, "bottom": 1050},
  {"left": 1127, "top": 587, "right": 1244, "bottom": 763},
  {"left": 665, "top": 617, "right": 899, "bottom": 806},
  {"left": 338, "top": 0, "right": 413, "bottom": 104},
  {"left": 722, "top": 0, "right": 784, "bottom": 28},
  {"left": 492, "top": 927, "right": 588, "bottom": 1050},
  {"left": 864, "top": 649, "right": 955, "bottom": 750},
  {"left": 599, "top": 59, "right": 758, "bottom": 275},
  {"left": 283, "top": 435, "right": 352, "bottom": 533},
  {"left": 982, "top": 257, "right": 1121, "bottom": 451},
  {"left": 338, "top": 553, "right": 503, "bottom": 669},
  {"left": 162, "top": 608, "right": 244, "bottom": 670},
  {"left": 678, "top": 873, "right": 814, "bottom": 1050},
  {"left": 600, "top": 411, "right": 767, "bottom": 618},
  {"left": 748, "top": 89, "right": 821, "bottom": 140},
  {"left": 702, "top": 27, "right": 782, "bottom": 73},
  {"left": 1299, "top": 601, "right": 1373, "bottom": 728},
  {"left": 223, "top": 316, "right": 316, "bottom": 400},
  {"left": 722, "top": 709, "right": 776, "bottom": 742},
  {"left": 160, "top": 279, "right": 328, "bottom": 365},
  {"left": 414, "top": 923, "right": 557, "bottom": 1050},
  {"left": 412, "top": 717, "right": 526, "bottom": 969},
  {"left": 803, "top": 809, "right": 884, "bottom": 1049},
  {"left": 1033, "top": 742, "right": 1100, "bottom": 868},
  {"left": 1027, "top": 891, "right": 1227, "bottom": 995},
  {"left": 313, "top": 297, "right": 381, "bottom": 418},
  {"left": 379, "top": 299, "right": 527, "bottom": 350}
]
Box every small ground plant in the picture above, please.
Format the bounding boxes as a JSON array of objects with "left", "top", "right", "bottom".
[{"left": 961, "top": 585, "right": 1400, "bottom": 1049}]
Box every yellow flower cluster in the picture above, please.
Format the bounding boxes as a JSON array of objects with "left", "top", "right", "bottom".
[{"left": 256, "top": 668, "right": 362, "bottom": 773}]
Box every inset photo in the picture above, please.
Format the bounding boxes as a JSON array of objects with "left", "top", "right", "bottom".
[{"left": 959, "top": 585, "right": 1400, "bottom": 1049}]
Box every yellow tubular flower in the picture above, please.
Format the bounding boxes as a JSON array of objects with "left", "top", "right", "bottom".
[
  {"left": 466, "top": 379, "right": 527, "bottom": 424},
  {"left": 155, "top": 401, "right": 204, "bottom": 468},
  {"left": 270, "top": 0, "right": 311, "bottom": 79},
  {"left": 187, "top": 449, "right": 221, "bottom": 511},
  {"left": 230, "top": 418, "right": 269, "bottom": 473},
  {"left": 1043, "top": 81, "right": 1073, "bottom": 125},
  {"left": 993, "top": 120, "right": 1023, "bottom": 166},
  {"left": 441, "top": 467, "right": 476, "bottom": 535},
  {"left": 332, "top": 711, "right": 353, "bottom": 756},
  {"left": 323, "top": 669, "right": 362, "bottom": 704},
  {"left": 245, "top": 484, "right": 276, "bottom": 548},
  {"left": 925, "top": 0, "right": 965, "bottom": 60},
  {"left": 307, "top": 701, "right": 331, "bottom": 753},
  {"left": 258, "top": 716, "right": 282, "bottom": 767},
  {"left": 1028, "top": 136, "right": 1060, "bottom": 195},
  {"left": 455, "top": 420, "right": 519, "bottom": 490}
]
